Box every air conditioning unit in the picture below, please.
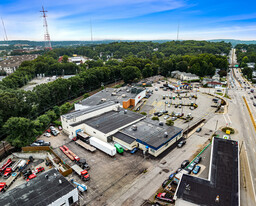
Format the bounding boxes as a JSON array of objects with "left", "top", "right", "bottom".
[
  {"left": 132, "top": 125, "right": 137, "bottom": 131},
  {"left": 164, "top": 132, "right": 168, "bottom": 138}
]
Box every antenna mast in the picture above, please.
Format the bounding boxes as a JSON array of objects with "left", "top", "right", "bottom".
[
  {"left": 1, "top": 17, "right": 8, "bottom": 42},
  {"left": 40, "top": 6, "right": 52, "bottom": 50},
  {"left": 90, "top": 19, "right": 93, "bottom": 42},
  {"left": 177, "top": 23, "right": 180, "bottom": 41}
]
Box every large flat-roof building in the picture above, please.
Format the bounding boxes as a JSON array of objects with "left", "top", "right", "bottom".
[
  {"left": 61, "top": 101, "right": 183, "bottom": 157},
  {"left": 174, "top": 137, "right": 239, "bottom": 206},
  {"left": 0, "top": 168, "right": 78, "bottom": 206}
]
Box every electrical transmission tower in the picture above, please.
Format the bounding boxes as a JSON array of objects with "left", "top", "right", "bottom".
[{"left": 40, "top": 6, "right": 52, "bottom": 50}]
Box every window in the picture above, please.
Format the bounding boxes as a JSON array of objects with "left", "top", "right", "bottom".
[
  {"left": 68, "top": 196, "right": 74, "bottom": 205},
  {"left": 150, "top": 148, "right": 155, "bottom": 153},
  {"left": 60, "top": 203, "right": 66, "bottom": 206},
  {"left": 93, "top": 131, "right": 96, "bottom": 134},
  {"left": 165, "top": 142, "right": 169, "bottom": 147}
]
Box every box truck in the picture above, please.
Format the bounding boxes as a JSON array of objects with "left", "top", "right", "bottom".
[{"left": 89, "top": 137, "right": 116, "bottom": 156}]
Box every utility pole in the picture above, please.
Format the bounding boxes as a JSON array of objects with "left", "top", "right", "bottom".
[
  {"left": 1, "top": 17, "right": 8, "bottom": 43},
  {"left": 40, "top": 6, "right": 52, "bottom": 50}
]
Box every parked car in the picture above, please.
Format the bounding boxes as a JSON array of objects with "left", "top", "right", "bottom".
[
  {"left": 190, "top": 106, "right": 195, "bottom": 110},
  {"left": 193, "top": 165, "right": 201, "bottom": 174},
  {"left": 30, "top": 142, "right": 41, "bottom": 147},
  {"left": 169, "top": 172, "right": 176, "bottom": 180},
  {"left": 35, "top": 140, "right": 44, "bottom": 144},
  {"left": 181, "top": 160, "right": 190, "bottom": 168},
  {"left": 58, "top": 126, "right": 62, "bottom": 130},
  {"left": 177, "top": 140, "right": 186, "bottom": 148},
  {"left": 196, "top": 128, "right": 202, "bottom": 132},
  {"left": 176, "top": 168, "right": 183, "bottom": 173},
  {"left": 171, "top": 117, "right": 177, "bottom": 121},
  {"left": 164, "top": 115, "right": 170, "bottom": 120},
  {"left": 51, "top": 130, "right": 58, "bottom": 136},
  {"left": 175, "top": 105, "right": 178, "bottom": 108},
  {"left": 130, "top": 147, "right": 138, "bottom": 154},
  {"left": 27, "top": 173, "right": 37, "bottom": 182},
  {"left": 155, "top": 193, "right": 174, "bottom": 203},
  {"left": 194, "top": 156, "right": 202, "bottom": 164},
  {"left": 187, "top": 162, "right": 196, "bottom": 174},
  {"left": 168, "top": 104, "right": 171, "bottom": 107},
  {"left": 157, "top": 112, "right": 163, "bottom": 117},
  {"left": 43, "top": 133, "right": 51, "bottom": 137},
  {"left": 162, "top": 179, "right": 169, "bottom": 188},
  {"left": 154, "top": 112, "right": 159, "bottom": 116},
  {"left": 179, "top": 105, "right": 182, "bottom": 108}
]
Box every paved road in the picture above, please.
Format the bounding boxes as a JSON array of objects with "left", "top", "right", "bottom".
[{"left": 227, "top": 48, "right": 256, "bottom": 205}]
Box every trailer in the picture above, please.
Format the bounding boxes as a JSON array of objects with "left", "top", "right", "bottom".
[
  {"left": 89, "top": 137, "right": 116, "bottom": 156},
  {"left": 59, "top": 146, "right": 75, "bottom": 161},
  {"left": 60, "top": 145, "right": 80, "bottom": 161},
  {"left": 75, "top": 139, "right": 96, "bottom": 152},
  {"left": 0, "top": 159, "right": 12, "bottom": 175},
  {"left": 77, "top": 132, "right": 90, "bottom": 143},
  {"left": 71, "top": 165, "right": 90, "bottom": 181}
]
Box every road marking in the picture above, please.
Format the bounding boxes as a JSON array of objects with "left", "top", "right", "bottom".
[
  {"left": 227, "top": 114, "right": 232, "bottom": 124},
  {"left": 250, "top": 136, "right": 252, "bottom": 140},
  {"left": 223, "top": 114, "right": 227, "bottom": 123},
  {"left": 253, "top": 148, "right": 256, "bottom": 153}
]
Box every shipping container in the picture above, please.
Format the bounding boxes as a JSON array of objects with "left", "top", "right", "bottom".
[{"left": 89, "top": 137, "right": 116, "bottom": 156}]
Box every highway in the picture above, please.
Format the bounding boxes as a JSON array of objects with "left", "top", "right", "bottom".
[{"left": 227, "top": 48, "right": 256, "bottom": 205}]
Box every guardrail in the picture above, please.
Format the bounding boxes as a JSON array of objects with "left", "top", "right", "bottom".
[{"left": 242, "top": 96, "right": 256, "bottom": 132}]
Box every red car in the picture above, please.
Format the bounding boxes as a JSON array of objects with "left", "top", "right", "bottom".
[
  {"left": 155, "top": 193, "right": 174, "bottom": 203},
  {"left": 81, "top": 170, "right": 90, "bottom": 181},
  {"left": 0, "top": 182, "right": 7, "bottom": 192},
  {"left": 3, "top": 168, "right": 12, "bottom": 179},
  {"left": 35, "top": 167, "right": 45, "bottom": 174},
  {"left": 27, "top": 174, "right": 37, "bottom": 182}
]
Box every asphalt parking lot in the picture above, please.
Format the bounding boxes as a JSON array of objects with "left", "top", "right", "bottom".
[
  {"left": 139, "top": 81, "right": 216, "bottom": 130},
  {"left": 54, "top": 141, "right": 157, "bottom": 206}
]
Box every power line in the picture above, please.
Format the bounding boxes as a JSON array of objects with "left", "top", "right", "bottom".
[{"left": 40, "top": 6, "right": 52, "bottom": 50}]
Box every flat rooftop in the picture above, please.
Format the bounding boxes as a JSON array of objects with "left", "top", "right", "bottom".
[
  {"left": 175, "top": 137, "right": 239, "bottom": 206},
  {"left": 62, "top": 101, "right": 117, "bottom": 120},
  {"left": 119, "top": 119, "right": 183, "bottom": 150},
  {"left": 0, "top": 168, "right": 76, "bottom": 206},
  {"left": 79, "top": 87, "right": 144, "bottom": 106},
  {"left": 71, "top": 109, "right": 144, "bottom": 134}
]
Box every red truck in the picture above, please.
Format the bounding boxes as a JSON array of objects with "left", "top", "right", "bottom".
[
  {"left": 0, "top": 182, "right": 7, "bottom": 192},
  {"left": 3, "top": 168, "right": 12, "bottom": 179},
  {"left": 0, "top": 159, "right": 12, "bottom": 175},
  {"left": 71, "top": 165, "right": 90, "bottom": 181}
]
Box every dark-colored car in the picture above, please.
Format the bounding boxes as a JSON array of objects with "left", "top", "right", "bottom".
[
  {"left": 175, "top": 105, "right": 178, "bottom": 108},
  {"left": 154, "top": 112, "right": 159, "bottom": 116},
  {"left": 77, "top": 159, "right": 90, "bottom": 170},
  {"left": 162, "top": 179, "right": 169, "bottom": 188},
  {"left": 181, "top": 160, "right": 190, "bottom": 168},
  {"left": 157, "top": 112, "right": 163, "bottom": 117},
  {"left": 187, "top": 162, "right": 196, "bottom": 174},
  {"left": 177, "top": 140, "right": 186, "bottom": 148},
  {"left": 176, "top": 167, "right": 182, "bottom": 173},
  {"left": 194, "top": 156, "right": 202, "bottom": 164}
]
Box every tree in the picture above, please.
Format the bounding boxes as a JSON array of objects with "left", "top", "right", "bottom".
[
  {"left": 121, "top": 66, "right": 141, "bottom": 83},
  {"left": 142, "top": 64, "right": 153, "bottom": 78},
  {"left": 176, "top": 61, "right": 188, "bottom": 72},
  {"left": 62, "top": 55, "right": 69, "bottom": 63},
  {"left": 166, "top": 119, "right": 174, "bottom": 126},
  {"left": 242, "top": 56, "right": 249, "bottom": 63},
  {"left": 3, "top": 117, "right": 37, "bottom": 148}
]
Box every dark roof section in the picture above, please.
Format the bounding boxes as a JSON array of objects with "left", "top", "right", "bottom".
[
  {"left": 120, "top": 120, "right": 183, "bottom": 150},
  {"left": 176, "top": 137, "right": 239, "bottom": 206},
  {"left": 62, "top": 101, "right": 117, "bottom": 120},
  {"left": 71, "top": 109, "right": 144, "bottom": 134},
  {"left": 113, "top": 132, "right": 136, "bottom": 144},
  {"left": 0, "top": 169, "right": 76, "bottom": 206}
]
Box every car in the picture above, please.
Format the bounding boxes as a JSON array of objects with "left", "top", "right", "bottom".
[
  {"left": 163, "top": 110, "right": 168, "bottom": 114},
  {"left": 50, "top": 126, "right": 55, "bottom": 131},
  {"left": 130, "top": 147, "right": 138, "bottom": 154},
  {"left": 193, "top": 165, "right": 201, "bottom": 174},
  {"left": 58, "top": 126, "right": 62, "bottom": 130},
  {"left": 190, "top": 106, "right": 195, "bottom": 110},
  {"left": 35, "top": 167, "right": 45, "bottom": 174},
  {"left": 196, "top": 128, "right": 202, "bottom": 132},
  {"left": 42, "top": 141, "right": 51, "bottom": 146},
  {"left": 251, "top": 97, "right": 254, "bottom": 100},
  {"left": 43, "top": 133, "right": 51, "bottom": 137},
  {"left": 155, "top": 193, "right": 174, "bottom": 203},
  {"left": 3, "top": 168, "right": 12, "bottom": 179},
  {"left": 162, "top": 179, "right": 169, "bottom": 188},
  {"left": 165, "top": 101, "right": 168, "bottom": 104},
  {"left": 179, "top": 105, "right": 182, "bottom": 108},
  {"left": 187, "top": 162, "right": 196, "bottom": 174},
  {"left": 154, "top": 112, "right": 159, "bottom": 116},
  {"left": 35, "top": 140, "right": 44, "bottom": 144},
  {"left": 194, "top": 156, "right": 202, "bottom": 164},
  {"left": 248, "top": 92, "right": 251, "bottom": 94},
  {"left": 30, "top": 142, "right": 41, "bottom": 146},
  {"left": 164, "top": 115, "right": 170, "bottom": 120},
  {"left": 157, "top": 112, "right": 163, "bottom": 117},
  {"left": 168, "top": 104, "right": 171, "bottom": 107},
  {"left": 176, "top": 168, "right": 183, "bottom": 173},
  {"left": 177, "top": 140, "right": 186, "bottom": 148},
  {"left": 175, "top": 105, "right": 178, "bottom": 108},
  {"left": 169, "top": 172, "right": 176, "bottom": 180},
  {"left": 181, "top": 160, "right": 190, "bottom": 168},
  {"left": 27, "top": 174, "right": 37, "bottom": 182},
  {"left": 171, "top": 117, "right": 177, "bottom": 121},
  {"left": 51, "top": 130, "right": 58, "bottom": 136}
]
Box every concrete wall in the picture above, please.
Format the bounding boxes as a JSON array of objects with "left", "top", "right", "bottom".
[
  {"left": 13, "top": 152, "right": 48, "bottom": 159},
  {"left": 48, "top": 188, "right": 78, "bottom": 206}
]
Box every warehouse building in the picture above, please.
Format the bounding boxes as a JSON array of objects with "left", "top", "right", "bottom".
[
  {"left": 174, "top": 137, "right": 239, "bottom": 206},
  {"left": 61, "top": 101, "right": 183, "bottom": 157},
  {"left": 0, "top": 168, "right": 78, "bottom": 206},
  {"left": 74, "top": 87, "right": 146, "bottom": 110}
]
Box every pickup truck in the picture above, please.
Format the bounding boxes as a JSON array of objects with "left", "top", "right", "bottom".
[
  {"left": 0, "top": 182, "right": 7, "bottom": 192},
  {"left": 3, "top": 168, "right": 12, "bottom": 179}
]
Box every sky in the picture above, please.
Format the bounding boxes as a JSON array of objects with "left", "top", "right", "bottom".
[{"left": 0, "top": 0, "right": 256, "bottom": 41}]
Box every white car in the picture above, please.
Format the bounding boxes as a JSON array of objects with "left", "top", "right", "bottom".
[
  {"left": 44, "top": 133, "right": 51, "bottom": 137},
  {"left": 168, "top": 104, "right": 171, "bottom": 107},
  {"left": 164, "top": 115, "right": 170, "bottom": 120}
]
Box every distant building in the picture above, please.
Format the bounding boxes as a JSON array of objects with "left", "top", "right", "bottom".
[
  {"left": 247, "top": 62, "right": 255, "bottom": 69},
  {"left": 206, "top": 81, "right": 222, "bottom": 88},
  {"left": 0, "top": 168, "right": 78, "bottom": 206},
  {"left": 212, "top": 74, "right": 220, "bottom": 81},
  {"left": 0, "top": 54, "right": 39, "bottom": 74},
  {"left": 171, "top": 71, "right": 199, "bottom": 81},
  {"left": 174, "top": 137, "right": 239, "bottom": 206}
]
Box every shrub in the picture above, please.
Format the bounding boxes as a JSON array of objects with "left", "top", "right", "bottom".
[
  {"left": 53, "top": 120, "right": 62, "bottom": 126},
  {"left": 152, "top": 116, "right": 159, "bottom": 120},
  {"left": 166, "top": 120, "right": 174, "bottom": 126},
  {"left": 83, "top": 93, "right": 90, "bottom": 99},
  {"left": 222, "top": 127, "right": 235, "bottom": 134},
  {"left": 140, "top": 112, "right": 147, "bottom": 115}
]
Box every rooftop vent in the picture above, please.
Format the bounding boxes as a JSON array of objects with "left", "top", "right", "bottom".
[
  {"left": 59, "top": 180, "right": 62, "bottom": 184},
  {"left": 124, "top": 110, "right": 127, "bottom": 114},
  {"left": 45, "top": 174, "right": 49, "bottom": 179},
  {"left": 159, "top": 122, "right": 163, "bottom": 126}
]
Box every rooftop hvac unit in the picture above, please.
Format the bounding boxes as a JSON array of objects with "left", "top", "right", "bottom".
[
  {"left": 111, "top": 92, "right": 116, "bottom": 96},
  {"left": 164, "top": 132, "right": 168, "bottom": 138},
  {"left": 124, "top": 110, "right": 127, "bottom": 114},
  {"left": 122, "top": 94, "right": 126, "bottom": 98},
  {"left": 132, "top": 125, "right": 137, "bottom": 131}
]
